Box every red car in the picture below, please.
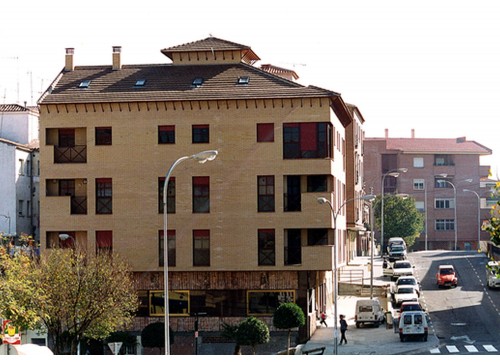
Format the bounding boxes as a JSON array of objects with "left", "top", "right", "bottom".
[{"left": 436, "top": 265, "right": 457, "bottom": 288}]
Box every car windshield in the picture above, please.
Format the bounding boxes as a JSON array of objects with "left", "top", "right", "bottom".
[
  {"left": 395, "top": 263, "right": 411, "bottom": 269},
  {"left": 398, "top": 288, "right": 414, "bottom": 294},
  {"left": 391, "top": 246, "right": 404, "bottom": 251},
  {"left": 440, "top": 268, "right": 454, "bottom": 275},
  {"left": 398, "top": 279, "right": 415, "bottom": 285}
]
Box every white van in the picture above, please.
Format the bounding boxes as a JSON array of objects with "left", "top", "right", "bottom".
[
  {"left": 354, "top": 299, "right": 385, "bottom": 328},
  {"left": 398, "top": 311, "right": 428, "bottom": 342},
  {"left": 387, "top": 237, "right": 406, "bottom": 253}
]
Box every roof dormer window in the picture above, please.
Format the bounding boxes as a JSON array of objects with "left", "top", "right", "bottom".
[
  {"left": 237, "top": 76, "right": 250, "bottom": 85},
  {"left": 78, "top": 80, "right": 91, "bottom": 88},
  {"left": 192, "top": 77, "right": 204, "bottom": 88},
  {"left": 135, "top": 79, "right": 147, "bottom": 87}
]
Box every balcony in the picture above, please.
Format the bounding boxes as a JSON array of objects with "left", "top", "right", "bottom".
[{"left": 54, "top": 145, "right": 87, "bottom": 163}]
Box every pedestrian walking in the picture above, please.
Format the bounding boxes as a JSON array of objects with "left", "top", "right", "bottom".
[
  {"left": 339, "top": 314, "right": 348, "bottom": 345},
  {"left": 320, "top": 311, "right": 328, "bottom": 327}
]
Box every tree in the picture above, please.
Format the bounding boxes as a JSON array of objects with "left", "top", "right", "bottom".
[
  {"left": 483, "top": 182, "right": 500, "bottom": 246},
  {"left": 237, "top": 317, "right": 270, "bottom": 354},
  {"left": 141, "top": 322, "right": 165, "bottom": 354},
  {"left": 373, "top": 195, "right": 424, "bottom": 248},
  {"left": 272, "top": 303, "right": 305, "bottom": 355},
  {"left": 0, "top": 247, "right": 139, "bottom": 354}
]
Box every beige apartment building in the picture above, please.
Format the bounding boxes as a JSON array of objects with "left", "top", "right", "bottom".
[
  {"left": 364, "top": 130, "right": 492, "bottom": 252},
  {"left": 38, "top": 37, "right": 370, "bottom": 346}
]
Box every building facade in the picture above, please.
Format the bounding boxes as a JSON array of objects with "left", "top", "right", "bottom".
[
  {"left": 364, "top": 129, "right": 492, "bottom": 251},
  {"left": 0, "top": 104, "right": 40, "bottom": 241},
  {"left": 38, "top": 37, "right": 370, "bottom": 346}
]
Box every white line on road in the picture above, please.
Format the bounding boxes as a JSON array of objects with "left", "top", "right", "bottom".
[
  {"left": 464, "top": 345, "right": 478, "bottom": 353},
  {"left": 446, "top": 345, "right": 460, "bottom": 353},
  {"left": 484, "top": 345, "right": 498, "bottom": 352}
]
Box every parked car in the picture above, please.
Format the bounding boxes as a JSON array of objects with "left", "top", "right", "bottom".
[
  {"left": 388, "top": 245, "right": 407, "bottom": 262},
  {"left": 387, "top": 237, "right": 406, "bottom": 253},
  {"left": 390, "top": 260, "right": 414, "bottom": 281},
  {"left": 392, "top": 276, "right": 421, "bottom": 296},
  {"left": 398, "top": 301, "right": 424, "bottom": 314},
  {"left": 436, "top": 264, "right": 458, "bottom": 288},
  {"left": 354, "top": 299, "right": 385, "bottom": 328},
  {"left": 398, "top": 311, "right": 429, "bottom": 342},
  {"left": 393, "top": 285, "right": 419, "bottom": 307},
  {"left": 486, "top": 261, "right": 500, "bottom": 289}
]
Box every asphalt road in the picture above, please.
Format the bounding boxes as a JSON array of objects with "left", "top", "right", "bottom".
[{"left": 408, "top": 250, "right": 500, "bottom": 355}]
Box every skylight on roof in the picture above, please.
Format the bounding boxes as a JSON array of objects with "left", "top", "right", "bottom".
[
  {"left": 78, "top": 80, "right": 91, "bottom": 88},
  {"left": 237, "top": 76, "right": 250, "bottom": 85},
  {"left": 192, "top": 77, "right": 204, "bottom": 88},
  {"left": 135, "top": 79, "right": 147, "bottom": 87}
]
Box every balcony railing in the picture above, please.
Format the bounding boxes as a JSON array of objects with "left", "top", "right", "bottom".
[
  {"left": 71, "top": 196, "right": 87, "bottom": 215},
  {"left": 54, "top": 145, "right": 87, "bottom": 163}
]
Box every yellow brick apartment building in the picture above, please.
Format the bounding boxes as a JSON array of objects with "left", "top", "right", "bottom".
[{"left": 38, "top": 37, "right": 370, "bottom": 344}]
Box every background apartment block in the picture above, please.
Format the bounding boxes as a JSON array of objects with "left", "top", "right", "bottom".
[
  {"left": 0, "top": 104, "right": 40, "bottom": 240},
  {"left": 364, "top": 129, "right": 492, "bottom": 251},
  {"left": 38, "top": 37, "right": 370, "bottom": 346}
]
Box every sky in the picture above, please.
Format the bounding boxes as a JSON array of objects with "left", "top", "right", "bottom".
[{"left": 1, "top": 0, "right": 499, "bottom": 177}]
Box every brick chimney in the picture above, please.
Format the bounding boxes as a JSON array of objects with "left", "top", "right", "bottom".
[
  {"left": 411, "top": 129, "right": 415, "bottom": 138},
  {"left": 112, "top": 46, "right": 122, "bottom": 70},
  {"left": 385, "top": 128, "right": 389, "bottom": 139},
  {"left": 65, "top": 48, "right": 74, "bottom": 72}
]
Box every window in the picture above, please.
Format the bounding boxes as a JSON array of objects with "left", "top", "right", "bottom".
[
  {"left": 59, "top": 179, "right": 75, "bottom": 196},
  {"left": 307, "top": 229, "right": 328, "bottom": 246},
  {"left": 159, "top": 230, "right": 176, "bottom": 267},
  {"left": 435, "top": 198, "right": 455, "bottom": 209},
  {"left": 435, "top": 177, "right": 453, "bottom": 188},
  {"left": 135, "top": 79, "right": 146, "bottom": 87},
  {"left": 258, "top": 229, "right": 275, "bottom": 266},
  {"left": 78, "top": 80, "right": 91, "bottom": 88},
  {"left": 285, "top": 229, "right": 302, "bottom": 265},
  {"left": 58, "top": 128, "right": 75, "bottom": 147},
  {"left": 413, "top": 179, "right": 425, "bottom": 190},
  {"left": 158, "top": 125, "right": 175, "bottom": 144},
  {"left": 192, "top": 77, "right": 204, "bottom": 88},
  {"left": 192, "top": 124, "right": 209, "bottom": 143},
  {"left": 237, "top": 76, "right": 250, "bottom": 84},
  {"left": 436, "top": 219, "right": 455, "bottom": 231},
  {"left": 193, "top": 230, "right": 210, "bottom": 266},
  {"left": 415, "top": 201, "right": 425, "bottom": 211},
  {"left": 307, "top": 175, "right": 328, "bottom": 192},
  {"left": 96, "top": 230, "right": 112, "bottom": 254},
  {"left": 96, "top": 178, "right": 112, "bottom": 214},
  {"left": 193, "top": 176, "right": 210, "bottom": 213},
  {"left": 413, "top": 157, "right": 424, "bottom": 168},
  {"left": 258, "top": 176, "right": 275, "bottom": 212},
  {"left": 257, "top": 123, "right": 274, "bottom": 142},
  {"left": 435, "top": 154, "right": 454, "bottom": 166},
  {"left": 149, "top": 290, "right": 190, "bottom": 316},
  {"left": 159, "top": 177, "right": 175, "bottom": 214},
  {"left": 18, "top": 200, "right": 24, "bottom": 216},
  {"left": 247, "top": 290, "right": 295, "bottom": 315},
  {"left": 95, "top": 127, "right": 112, "bottom": 145},
  {"left": 283, "top": 122, "right": 332, "bottom": 159},
  {"left": 18, "top": 159, "right": 25, "bottom": 175}
]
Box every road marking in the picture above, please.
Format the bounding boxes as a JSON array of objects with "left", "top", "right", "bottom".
[
  {"left": 484, "top": 345, "right": 498, "bottom": 352},
  {"left": 464, "top": 345, "right": 478, "bottom": 352},
  {"left": 430, "top": 348, "right": 441, "bottom": 354},
  {"left": 446, "top": 345, "right": 459, "bottom": 353}
]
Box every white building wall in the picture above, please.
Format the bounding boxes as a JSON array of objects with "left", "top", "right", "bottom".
[
  {"left": 0, "top": 142, "right": 16, "bottom": 235},
  {"left": 0, "top": 108, "right": 39, "bottom": 145}
]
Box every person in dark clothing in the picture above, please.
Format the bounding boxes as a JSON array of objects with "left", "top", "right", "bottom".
[{"left": 339, "top": 314, "right": 348, "bottom": 345}]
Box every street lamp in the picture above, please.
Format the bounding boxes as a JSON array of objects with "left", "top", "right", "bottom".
[
  {"left": 381, "top": 168, "right": 407, "bottom": 253},
  {"left": 436, "top": 178, "right": 457, "bottom": 251},
  {"left": 463, "top": 189, "right": 480, "bottom": 247},
  {"left": 162, "top": 150, "right": 218, "bottom": 355},
  {"left": 317, "top": 194, "right": 375, "bottom": 354}
]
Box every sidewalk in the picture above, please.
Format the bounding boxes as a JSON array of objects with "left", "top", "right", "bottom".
[{"left": 301, "top": 256, "right": 439, "bottom": 355}]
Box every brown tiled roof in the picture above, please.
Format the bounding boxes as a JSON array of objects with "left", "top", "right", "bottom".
[
  {"left": 160, "top": 37, "right": 260, "bottom": 64},
  {"left": 0, "top": 104, "right": 37, "bottom": 113},
  {"left": 370, "top": 137, "right": 492, "bottom": 155},
  {"left": 40, "top": 62, "right": 339, "bottom": 105}
]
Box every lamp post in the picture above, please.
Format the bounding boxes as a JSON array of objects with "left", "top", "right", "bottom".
[
  {"left": 463, "top": 189, "right": 480, "bottom": 248},
  {"left": 436, "top": 178, "right": 457, "bottom": 251},
  {"left": 317, "top": 194, "right": 375, "bottom": 354},
  {"left": 162, "top": 150, "right": 218, "bottom": 355},
  {"left": 381, "top": 168, "right": 407, "bottom": 254}
]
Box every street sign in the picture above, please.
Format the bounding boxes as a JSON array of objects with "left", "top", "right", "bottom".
[{"left": 107, "top": 342, "right": 123, "bottom": 355}]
